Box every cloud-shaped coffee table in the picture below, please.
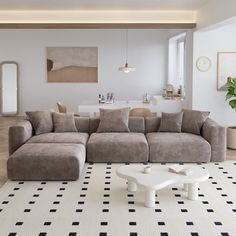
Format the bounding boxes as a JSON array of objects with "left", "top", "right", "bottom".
[{"left": 116, "top": 165, "right": 209, "bottom": 208}]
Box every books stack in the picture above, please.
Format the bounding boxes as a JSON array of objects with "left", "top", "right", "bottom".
[{"left": 168, "top": 165, "right": 192, "bottom": 176}]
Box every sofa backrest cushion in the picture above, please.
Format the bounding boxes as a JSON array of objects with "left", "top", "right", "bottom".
[
  {"left": 182, "top": 109, "right": 210, "bottom": 135},
  {"left": 128, "top": 117, "right": 145, "bottom": 133},
  {"left": 90, "top": 118, "right": 100, "bottom": 134},
  {"left": 53, "top": 112, "right": 77, "bottom": 132},
  {"left": 26, "top": 110, "right": 53, "bottom": 135},
  {"left": 159, "top": 112, "right": 183, "bottom": 133},
  {"left": 145, "top": 117, "right": 161, "bottom": 133},
  {"left": 74, "top": 117, "right": 90, "bottom": 133},
  {"left": 89, "top": 117, "right": 145, "bottom": 134},
  {"left": 96, "top": 108, "right": 130, "bottom": 133}
]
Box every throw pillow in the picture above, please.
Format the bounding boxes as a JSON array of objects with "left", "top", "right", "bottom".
[
  {"left": 26, "top": 110, "right": 53, "bottom": 135},
  {"left": 159, "top": 112, "right": 183, "bottom": 133},
  {"left": 182, "top": 109, "right": 210, "bottom": 135},
  {"left": 96, "top": 107, "right": 130, "bottom": 133},
  {"left": 53, "top": 112, "right": 77, "bottom": 132}
]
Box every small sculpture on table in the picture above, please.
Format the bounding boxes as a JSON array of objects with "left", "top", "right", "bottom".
[
  {"left": 143, "top": 93, "right": 150, "bottom": 103},
  {"left": 98, "top": 92, "right": 115, "bottom": 104}
]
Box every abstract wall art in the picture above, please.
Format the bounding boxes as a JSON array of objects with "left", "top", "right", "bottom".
[{"left": 47, "top": 47, "right": 98, "bottom": 83}]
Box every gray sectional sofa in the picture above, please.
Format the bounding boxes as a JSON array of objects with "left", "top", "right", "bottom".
[{"left": 7, "top": 116, "right": 226, "bottom": 181}]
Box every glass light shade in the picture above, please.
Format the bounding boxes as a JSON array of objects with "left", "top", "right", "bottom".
[{"left": 118, "top": 63, "right": 136, "bottom": 73}]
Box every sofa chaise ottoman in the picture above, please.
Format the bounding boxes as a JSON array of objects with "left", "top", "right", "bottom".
[{"left": 7, "top": 116, "right": 90, "bottom": 181}]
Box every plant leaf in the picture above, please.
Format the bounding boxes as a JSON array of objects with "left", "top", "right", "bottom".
[
  {"left": 226, "top": 81, "right": 235, "bottom": 89},
  {"left": 227, "top": 87, "right": 235, "bottom": 94},
  {"left": 226, "top": 92, "right": 233, "bottom": 100},
  {"left": 229, "top": 99, "right": 236, "bottom": 109}
]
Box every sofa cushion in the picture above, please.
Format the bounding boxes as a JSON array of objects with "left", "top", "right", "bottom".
[
  {"left": 128, "top": 117, "right": 145, "bottom": 133},
  {"left": 28, "top": 132, "right": 89, "bottom": 145},
  {"left": 96, "top": 108, "right": 130, "bottom": 133},
  {"left": 26, "top": 110, "right": 53, "bottom": 135},
  {"left": 159, "top": 112, "right": 183, "bottom": 133},
  {"left": 89, "top": 118, "right": 100, "bottom": 134},
  {"left": 8, "top": 120, "right": 33, "bottom": 155},
  {"left": 89, "top": 117, "right": 145, "bottom": 134},
  {"left": 7, "top": 143, "right": 85, "bottom": 180},
  {"left": 87, "top": 133, "right": 148, "bottom": 162},
  {"left": 53, "top": 112, "right": 77, "bottom": 132},
  {"left": 182, "top": 109, "right": 210, "bottom": 135},
  {"left": 147, "top": 132, "right": 211, "bottom": 163},
  {"left": 145, "top": 117, "right": 161, "bottom": 133},
  {"left": 74, "top": 117, "right": 90, "bottom": 133}
]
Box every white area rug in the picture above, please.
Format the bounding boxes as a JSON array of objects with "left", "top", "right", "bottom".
[{"left": 0, "top": 162, "right": 236, "bottom": 236}]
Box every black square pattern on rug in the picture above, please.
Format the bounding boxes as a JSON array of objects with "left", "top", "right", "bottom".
[
  {"left": 72, "top": 222, "right": 79, "bottom": 226},
  {"left": 1, "top": 162, "right": 236, "bottom": 236},
  {"left": 15, "top": 222, "right": 23, "bottom": 226},
  {"left": 38, "top": 233, "right": 47, "bottom": 236},
  {"left": 99, "top": 233, "right": 107, "bottom": 236},
  {"left": 44, "top": 222, "right": 51, "bottom": 226},
  {"left": 68, "top": 233, "right": 77, "bottom": 236}
]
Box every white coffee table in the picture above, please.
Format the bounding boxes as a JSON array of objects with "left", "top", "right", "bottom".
[{"left": 116, "top": 165, "right": 209, "bottom": 208}]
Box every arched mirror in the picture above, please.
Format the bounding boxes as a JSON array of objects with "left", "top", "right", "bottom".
[{"left": 0, "top": 62, "right": 18, "bottom": 116}]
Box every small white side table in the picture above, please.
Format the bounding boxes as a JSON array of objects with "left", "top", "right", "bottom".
[{"left": 116, "top": 165, "right": 209, "bottom": 208}]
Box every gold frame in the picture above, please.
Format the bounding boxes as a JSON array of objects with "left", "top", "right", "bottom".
[{"left": 217, "top": 52, "right": 236, "bottom": 91}]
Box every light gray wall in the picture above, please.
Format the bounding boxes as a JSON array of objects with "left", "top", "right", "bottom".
[
  {"left": 0, "top": 29, "right": 179, "bottom": 114},
  {"left": 192, "top": 22, "right": 236, "bottom": 126}
]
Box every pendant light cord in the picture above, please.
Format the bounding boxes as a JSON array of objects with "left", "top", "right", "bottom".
[{"left": 126, "top": 28, "right": 128, "bottom": 64}]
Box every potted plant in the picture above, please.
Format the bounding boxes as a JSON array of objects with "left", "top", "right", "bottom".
[{"left": 225, "top": 77, "right": 236, "bottom": 149}]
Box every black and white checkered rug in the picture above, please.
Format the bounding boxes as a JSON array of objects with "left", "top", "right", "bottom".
[{"left": 0, "top": 162, "right": 236, "bottom": 236}]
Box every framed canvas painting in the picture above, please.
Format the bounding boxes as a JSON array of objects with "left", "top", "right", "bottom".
[
  {"left": 217, "top": 52, "right": 236, "bottom": 91},
  {"left": 47, "top": 47, "right": 98, "bottom": 83}
]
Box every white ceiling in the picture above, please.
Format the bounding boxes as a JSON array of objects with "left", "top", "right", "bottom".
[{"left": 0, "top": 0, "right": 211, "bottom": 11}]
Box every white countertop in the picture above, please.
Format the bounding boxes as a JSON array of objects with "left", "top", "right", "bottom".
[{"left": 78, "top": 97, "right": 184, "bottom": 117}]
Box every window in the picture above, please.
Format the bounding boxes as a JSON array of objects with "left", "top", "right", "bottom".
[{"left": 168, "top": 33, "right": 186, "bottom": 90}]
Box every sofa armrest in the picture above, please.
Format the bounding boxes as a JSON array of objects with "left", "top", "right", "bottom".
[
  {"left": 8, "top": 120, "right": 33, "bottom": 155},
  {"left": 202, "top": 118, "right": 226, "bottom": 162}
]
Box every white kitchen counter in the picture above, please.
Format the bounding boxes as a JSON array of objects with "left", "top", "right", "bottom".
[{"left": 78, "top": 97, "right": 183, "bottom": 117}]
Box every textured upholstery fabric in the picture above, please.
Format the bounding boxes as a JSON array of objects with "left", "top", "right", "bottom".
[
  {"left": 7, "top": 143, "right": 85, "bottom": 180},
  {"left": 8, "top": 120, "right": 33, "bottom": 155},
  {"left": 87, "top": 133, "right": 148, "bottom": 162},
  {"left": 128, "top": 117, "right": 145, "bottom": 133},
  {"left": 89, "top": 118, "right": 100, "bottom": 134},
  {"left": 159, "top": 112, "right": 183, "bottom": 133},
  {"left": 145, "top": 117, "right": 161, "bottom": 133},
  {"left": 7, "top": 114, "right": 226, "bottom": 182},
  {"left": 147, "top": 132, "right": 211, "bottom": 163},
  {"left": 74, "top": 117, "right": 90, "bottom": 133},
  {"left": 182, "top": 109, "right": 210, "bottom": 135},
  {"left": 53, "top": 112, "right": 77, "bottom": 132},
  {"left": 90, "top": 117, "right": 145, "bottom": 134},
  {"left": 26, "top": 111, "right": 53, "bottom": 135},
  {"left": 96, "top": 108, "right": 130, "bottom": 133},
  {"left": 28, "top": 132, "right": 89, "bottom": 146},
  {"left": 202, "top": 118, "right": 226, "bottom": 162}
]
